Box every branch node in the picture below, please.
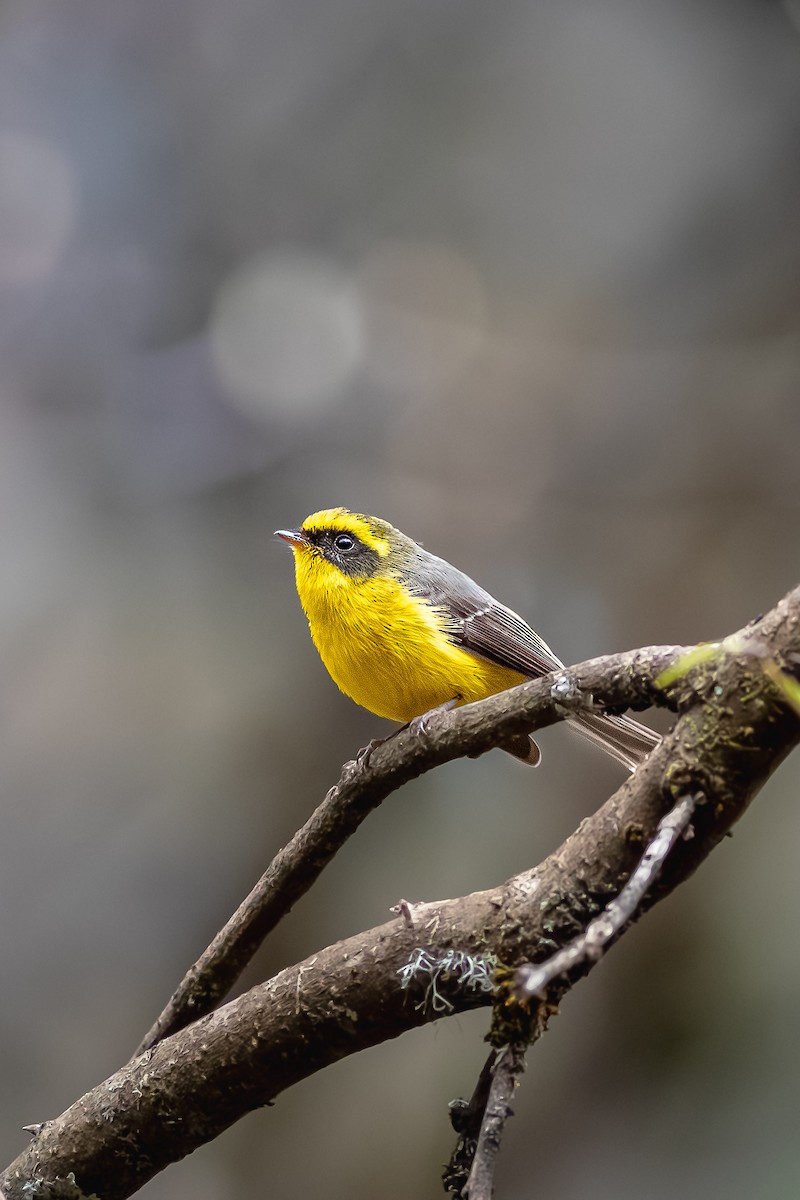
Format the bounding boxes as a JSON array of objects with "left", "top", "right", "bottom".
[
  {"left": 549, "top": 672, "right": 584, "bottom": 706},
  {"left": 392, "top": 898, "right": 424, "bottom": 930},
  {"left": 21, "top": 1124, "right": 46, "bottom": 1139}
]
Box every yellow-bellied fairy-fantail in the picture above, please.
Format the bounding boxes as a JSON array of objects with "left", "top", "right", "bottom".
[{"left": 276, "top": 508, "right": 659, "bottom": 770}]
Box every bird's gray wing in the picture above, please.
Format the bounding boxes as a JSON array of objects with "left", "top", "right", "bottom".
[
  {"left": 455, "top": 600, "right": 564, "bottom": 678},
  {"left": 403, "top": 548, "right": 562, "bottom": 679},
  {"left": 403, "top": 545, "right": 660, "bottom": 772}
]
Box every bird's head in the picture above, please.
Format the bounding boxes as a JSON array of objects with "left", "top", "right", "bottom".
[{"left": 275, "top": 507, "right": 418, "bottom": 586}]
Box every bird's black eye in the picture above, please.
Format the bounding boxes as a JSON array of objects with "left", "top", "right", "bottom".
[{"left": 333, "top": 533, "right": 355, "bottom": 553}]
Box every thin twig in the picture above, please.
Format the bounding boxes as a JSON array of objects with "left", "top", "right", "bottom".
[
  {"left": 463, "top": 1042, "right": 527, "bottom": 1200},
  {"left": 514, "top": 793, "right": 699, "bottom": 1002},
  {"left": 443, "top": 1050, "right": 497, "bottom": 1195}
]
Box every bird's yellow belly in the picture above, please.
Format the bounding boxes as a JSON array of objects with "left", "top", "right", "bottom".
[{"left": 301, "top": 574, "right": 526, "bottom": 723}]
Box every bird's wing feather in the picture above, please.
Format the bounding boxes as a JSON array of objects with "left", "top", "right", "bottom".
[
  {"left": 402, "top": 545, "right": 660, "bottom": 771},
  {"left": 456, "top": 601, "right": 563, "bottom": 678},
  {"left": 403, "top": 549, "right": 562, "bottom": 679}
]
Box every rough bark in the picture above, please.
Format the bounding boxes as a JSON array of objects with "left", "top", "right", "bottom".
[{"left": 138, "top": 643, "right": 685, "bottom": 1053}]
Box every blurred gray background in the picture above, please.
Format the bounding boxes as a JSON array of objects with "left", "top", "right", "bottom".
[{"left": 1, "top": 0, "right": 799, "bottom": 1196}]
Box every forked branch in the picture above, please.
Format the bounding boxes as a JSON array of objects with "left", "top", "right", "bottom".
[{"left": 140, "top": 642, "right": 684, "bottom": 1052}]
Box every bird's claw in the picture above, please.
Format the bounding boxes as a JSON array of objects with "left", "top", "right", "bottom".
[
  {"left": 355, "top": 737, "right": 385, "bottom": 768},
  {"left": 408, "top": 698, "right": 459, "bottom": 738},
  {"left": 355, "top": 699, "right": 458, "bottom": 768}
]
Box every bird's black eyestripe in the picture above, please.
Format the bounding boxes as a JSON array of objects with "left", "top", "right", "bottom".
[{"left": 305, "top": 528, "right": 380, "bottom": 578}]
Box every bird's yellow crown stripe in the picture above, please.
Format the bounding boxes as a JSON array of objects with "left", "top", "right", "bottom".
[{"left": 301, "top": 508, "right": 391, "bottom": 558}]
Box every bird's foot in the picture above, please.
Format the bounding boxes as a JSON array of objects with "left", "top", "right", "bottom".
[
  {"left": 354, "top": 699, "right": 459, "bottom": 768},
  {"left": 354, "top": 737, "right": 387, "bottom": 768},
  {"left": 407, "top": 698, "right": 459, "bottom": 738}
]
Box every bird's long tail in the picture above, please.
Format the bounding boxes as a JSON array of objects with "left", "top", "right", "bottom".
[
  {"left": 501, "top": 710, "right": 659, "bottom": 771},
  {"left": 566, "top": 710, "right": 661, "bottom": 773}
]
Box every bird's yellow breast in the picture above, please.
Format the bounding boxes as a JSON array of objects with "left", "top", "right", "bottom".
[{"left": 292, "top": 549, "right": 525, "bottom": 722}]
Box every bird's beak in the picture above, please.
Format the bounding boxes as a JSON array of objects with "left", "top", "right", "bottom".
[{"left": 275, "top": 528, "right": 309, "bottom": 548}]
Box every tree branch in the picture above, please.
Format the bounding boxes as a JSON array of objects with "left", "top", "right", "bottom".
[
  {"left": 139, "top": 642, "right": 685, "bottom": 1052},
  {"left": 447, "top": 791, "right": 698, "bottom": 1196},
  {"left": 463, "top": 1042, "right": 527, "bottom": 1200},
  {"left": 3, "top": 586, "right": 798, "bottom": 1200},
  {"left": 514, "top": 792, "right": 699, "bottom": 1001}
]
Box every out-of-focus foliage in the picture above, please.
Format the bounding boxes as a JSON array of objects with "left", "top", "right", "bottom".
[{"left": 1, "top": 1, "right": 799, "bottom": 1196}]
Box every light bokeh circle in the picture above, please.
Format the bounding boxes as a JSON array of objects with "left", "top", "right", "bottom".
[{"left": 211, "top": 251, "right": 363, "bottom": 418}]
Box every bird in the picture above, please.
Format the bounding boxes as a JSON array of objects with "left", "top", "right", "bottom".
[{"left": 276, "top": 507, "right": 660, "bottom": 770}]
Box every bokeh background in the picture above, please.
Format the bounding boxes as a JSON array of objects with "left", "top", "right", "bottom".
[{"left": 1, "top": 0, "right": 799, "bottom": 1196}]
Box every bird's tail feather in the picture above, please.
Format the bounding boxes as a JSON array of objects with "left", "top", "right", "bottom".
[
  {"left": 501, "top": 711, "right": 659, "bottom": 771},
  {"left": 567, "top": 711, "right": 661, "bottom": 773}
]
